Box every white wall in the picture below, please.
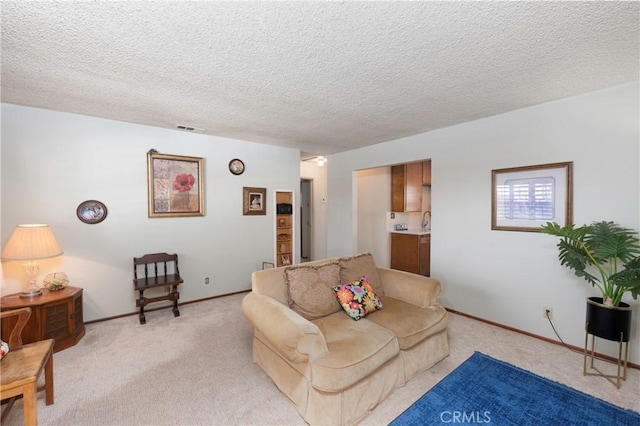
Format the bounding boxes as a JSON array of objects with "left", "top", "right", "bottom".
[
  {"left": 356, "top": 167, "right": 391, "bottom": 267},
  {"left": 1, "top": 104, "right": 300, "bottom": 321},
  {"left": 327, "top": 82, "right": 640, "bottom": 363}
]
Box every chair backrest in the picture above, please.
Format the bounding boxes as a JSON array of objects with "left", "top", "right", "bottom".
[
  {"left": 0, "top": 307, "right": 32, "bottom": 349},
  {"left": 133, "top": 252, "right": 180, "bottom": 280}
]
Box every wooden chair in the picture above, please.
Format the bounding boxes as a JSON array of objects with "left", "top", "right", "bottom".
[
  {"left": 133, "top": 252, "right": 183, "bottom": 325},
  {"left": 0, "top": 307, "right": 54, "bottom": 425}
]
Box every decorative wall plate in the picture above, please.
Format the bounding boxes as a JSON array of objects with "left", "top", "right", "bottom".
[
  {"left": 229, "top": 158, "right": 245, "bottom": 175},
  {"left": 77, "top": 200, "right": 108, "bottom": 224}
]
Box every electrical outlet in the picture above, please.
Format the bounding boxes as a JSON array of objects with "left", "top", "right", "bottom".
[
  {"left": 543, "top": 307, "right": 553, "bottom": 320},
  {"left": 205, "top": 277, "right": 210, "bottom": 285}
]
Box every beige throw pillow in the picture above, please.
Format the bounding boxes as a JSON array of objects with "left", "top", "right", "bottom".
[
  {"left": 339, "top": 252, "right": 385, "bottom": 296},
  {"left": 284, "top": 262, "right": 342, "bottom": 319}
]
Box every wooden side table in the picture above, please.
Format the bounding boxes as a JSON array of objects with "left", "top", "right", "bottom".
[{"left": 0, "top": 286, "right": 85, "bottom": 352}]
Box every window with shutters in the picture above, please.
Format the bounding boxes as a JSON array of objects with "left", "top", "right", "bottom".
[{"left": 496, "top": 177, "right": 555, "bottom": 221}]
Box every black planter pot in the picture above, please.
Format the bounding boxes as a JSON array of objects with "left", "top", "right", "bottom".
[{"left": 585, "top": 297, "right": 632, "bottom": 342}]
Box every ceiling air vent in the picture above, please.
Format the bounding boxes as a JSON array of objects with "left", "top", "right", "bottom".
[{"left": 174, "top": 124, "right": 205, "bottom": 133}]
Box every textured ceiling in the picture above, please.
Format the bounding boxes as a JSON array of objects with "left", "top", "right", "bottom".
[{"left": 1, "top": 1, "right": 638, "bottom": 156}]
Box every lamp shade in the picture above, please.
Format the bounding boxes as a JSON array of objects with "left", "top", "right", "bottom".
[{"left": 1, "top": 224, "right": 63, "bottom": 261}]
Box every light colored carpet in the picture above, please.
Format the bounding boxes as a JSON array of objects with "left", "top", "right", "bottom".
[{"left": 3, "top": 292, "right": 638, "bottom": 425}]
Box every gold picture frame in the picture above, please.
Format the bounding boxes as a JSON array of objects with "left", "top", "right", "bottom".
[
  {"left": 147, "top": 152, "right": 205, "bottom": 218},
  {"left": 243, "top": 187, "right": 266, "bottom": 215},
  {"left": 491, "top": 161, "right": 573, "bottom": 232}
]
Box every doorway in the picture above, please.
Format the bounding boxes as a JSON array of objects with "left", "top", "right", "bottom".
[{"left": 300, "top": 179, "right": 312, "bottom": 262}]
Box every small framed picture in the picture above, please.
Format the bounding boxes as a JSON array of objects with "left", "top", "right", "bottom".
[
  {"left": 77, "top": 200, "right": 108, "bottom": 224},
  {"left": 228, "top": 158, "right": 245, "bottom": 175},
  {"left": 243, "top": 187, "right": 267, "bottom": 215}
]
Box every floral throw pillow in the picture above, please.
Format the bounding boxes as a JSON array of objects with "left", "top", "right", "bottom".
[
  {"left": 332, "top": 276, "right": 383, "bottom": 320},
  {"left": 0, "top": 340, "right": 8, "bottom": 359}
]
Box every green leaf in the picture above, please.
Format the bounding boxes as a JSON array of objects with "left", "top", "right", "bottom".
[{"left": 541, "top": 221, "right": 640, "bottom": 306}]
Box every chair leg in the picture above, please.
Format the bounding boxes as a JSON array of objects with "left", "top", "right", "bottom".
[
  {"left": 44, "top": 348, "right": 54, "bottom": 405},
  {"left": 138, "top": 290, "right": 146, "bottom": 325},
  {"left": 172, "top": 286, "right": 180, "bottom": 317},
  {"left": 22, "top": 383, "right": 37, "bottom": 426},
  {"left": 1, "top": 398, "right": 17, "bottom": 423}
]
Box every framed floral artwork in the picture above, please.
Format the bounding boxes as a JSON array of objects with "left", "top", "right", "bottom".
[
  {"left": 147, "top": 152, "right": 204, "bottom": 218},
  {"left": 243, "top": 187, "right": 266, "bottom": 215}
]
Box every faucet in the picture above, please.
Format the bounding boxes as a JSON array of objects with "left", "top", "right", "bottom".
[{"left": 421, "top": 211, "right": 431, "bottom": 229}]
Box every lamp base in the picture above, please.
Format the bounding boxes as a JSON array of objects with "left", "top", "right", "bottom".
[
  {"left": 21, "top": 271, "right": 43, "bottom": 298},
  {"left": 20, "top": 288, "right": 43, "bottom": 298}
]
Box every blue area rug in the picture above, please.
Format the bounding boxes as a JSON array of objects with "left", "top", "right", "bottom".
[{"left": 390, "top": 352, "right": 640, "bottom": 425}]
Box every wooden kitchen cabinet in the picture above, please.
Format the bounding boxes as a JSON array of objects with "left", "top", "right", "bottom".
[
  {"left": 391, "top": 162, "right": 423, "bottom": 212},
  {"left": 422, "top": 160, "right": 431, "bottom": 185},
  {"left": 0, "top": 286, "right": 85, "bottom": 352},
  {"left": 390, "top": 233, "right": 430, "bottom": 276}
]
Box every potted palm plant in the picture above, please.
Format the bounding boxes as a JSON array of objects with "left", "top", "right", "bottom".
[{"left": 540, "top": 221, "right": 640, "bottom": 342}]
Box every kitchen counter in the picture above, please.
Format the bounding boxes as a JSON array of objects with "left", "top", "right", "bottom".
[{"left": 390, "top": 229, "right": 431, "bottom": 235}]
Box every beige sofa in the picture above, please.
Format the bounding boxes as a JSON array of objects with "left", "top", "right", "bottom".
[{"left": 242, "top": 253, "right": 449, "bottom": 425}]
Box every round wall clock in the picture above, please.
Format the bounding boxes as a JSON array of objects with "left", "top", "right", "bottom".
[
  {"left": 229, "top": 158, "right": 245, "bottom": 175},
  {"left": 76, "top": 200, "right": 108, "bottom": 224}
]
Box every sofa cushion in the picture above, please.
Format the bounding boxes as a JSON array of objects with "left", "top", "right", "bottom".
[
  {"left": 284, "top": 261, "right": 342, "bottom": 320},
  {"left": 339, "top": 252, "right": 385, "bottom": 296},
  {"left": 332, "top": 276, "right": 383, "bottom": 320},
  {"left": 366, "top": 296, "right": 448, "bottom": 350},
  {"left": 310, "top": 312, "right": 399, "bottom": 392}
]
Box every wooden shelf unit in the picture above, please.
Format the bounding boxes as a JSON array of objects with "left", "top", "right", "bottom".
[{"left": 275, "top": 190, "right": 294, "bottom": 267}]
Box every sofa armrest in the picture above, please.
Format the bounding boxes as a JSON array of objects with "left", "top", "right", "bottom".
[
  {"left": 242, "top": 292, "right": 328, "bottom": 364},
  {"left": 377, "top": 267, "right": 442, "bottom": 308}
]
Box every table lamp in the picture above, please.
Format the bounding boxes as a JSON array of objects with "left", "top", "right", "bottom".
[{"left": 1, "top": 224, "right": 63, "bottom": 298}]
